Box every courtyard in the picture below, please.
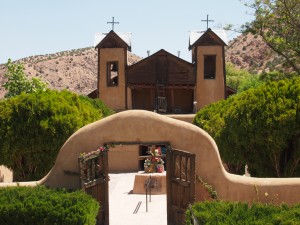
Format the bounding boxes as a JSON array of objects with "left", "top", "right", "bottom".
[{"left": 109, "top": 173, "right": 167, "bottom": 225}]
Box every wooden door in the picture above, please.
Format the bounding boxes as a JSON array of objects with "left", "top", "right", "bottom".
[
  {"left": 166, "top": 148, "right": 196, "bottom": 225},
  {"left": 78, "top": 148, "right": 109, "bottom": 225},
  {"left": 132, "top": 89, "right": 153, "bottom": 110}
]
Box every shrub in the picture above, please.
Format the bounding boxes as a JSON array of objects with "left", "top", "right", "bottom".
[
  {"left": 259, "top": 71, "right": 299, "bottom": 82},
  {"left": 194, "top": 78, "right": 300, "bottom": 177},
  {"left": 0, "top": 90, "right": 113, "bottom": 181},
  {"left": 79, "top": 95, "right": 114, "bottom": 118},
  {"left": 0, "top": 186, "right": 99, "bottom": 225},
  {"left": 186, "top": 201, "right": 300, "bottom": 225}
]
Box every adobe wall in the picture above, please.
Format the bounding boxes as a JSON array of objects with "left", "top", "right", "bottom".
[
  {"left": 108, "top": 145, "right": 140, "bottom": 173},
  {"left": 165, "top": 114, "right": 194, "bottom": 123},
  {"left": 126, "top": 87, "right": 132, "bottom": 109},
  {"left": 1, "top": 110, "right": 300, "bottom": 205}
]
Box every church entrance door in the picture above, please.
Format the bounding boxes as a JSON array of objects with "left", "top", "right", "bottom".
[{"left": 166, "top": 148, "right": 196, "bottom": 225}]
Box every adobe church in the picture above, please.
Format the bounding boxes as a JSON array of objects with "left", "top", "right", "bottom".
[{"left": 91, "top": 28, "right": 234, "bottom": 113}]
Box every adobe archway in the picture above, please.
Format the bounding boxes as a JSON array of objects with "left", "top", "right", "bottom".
[
  {"left": 2, "top": 110, "right": 300, "bottom": 205},
  {"left": 37, "top": 110, "right": 300, "bottom": 205}
]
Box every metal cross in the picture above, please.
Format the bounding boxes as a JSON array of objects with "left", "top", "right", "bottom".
[
  {"left": 107, "top": 17, "right": 119, "bottom": 31},
  {"left": 201, "top": 14, "right": 214, "bottom": 30}
]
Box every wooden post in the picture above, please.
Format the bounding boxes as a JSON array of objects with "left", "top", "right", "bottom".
[
  {"left": 190, "top": 154, "right": 196, "bottom": 204},
  {"left": 166, "top": 147, "right": 172, "bottom": 225},
  {"left": 103, "top": 150, "right": 109, "bottom": 225}
]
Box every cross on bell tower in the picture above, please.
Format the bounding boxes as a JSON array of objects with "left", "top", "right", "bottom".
[
  {"left": 107, "top": 17, "right": 119, "bottom": 31},
  {"left": 201, "top": 14, "right": 214, "bottom": 30}
]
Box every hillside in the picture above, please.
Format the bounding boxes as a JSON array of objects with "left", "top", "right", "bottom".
[
  {"left": 0, "top": 47, "right": 141, "bottom": 98},
  {"left": 225, "top": 33, "right": 290, "bottom": 74}
]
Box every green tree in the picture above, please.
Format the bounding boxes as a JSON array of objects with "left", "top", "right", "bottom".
[
  {"left": 226, "top": 64, "right": 299, "bottom": 94},
  {"left": 0, "top": 90, "right": 113, "bottom": 181},
  {"left": 194, "top": 78, "right": 300, "bottom": 177},
  {"left": 226, "top": 63, "right": 263, "bottom": 92},
  {"left": 259, "top": 70, "right": 299, "bottom": 82},
  {"left": 242, "top": 0, "right": 300, "bottom": 73},
  {"left": 2, "top": 59, "right": 47, "bottom": 98}
]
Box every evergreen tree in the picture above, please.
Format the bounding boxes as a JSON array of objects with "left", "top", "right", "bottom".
[
  {"left": 0, "top": 90, "right": 113, "bottom": 181},
  {"left": 194, "top": 78, "right": 300, "bottom": 177}
]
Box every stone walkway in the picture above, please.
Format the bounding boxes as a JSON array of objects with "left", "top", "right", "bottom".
[{"left": 109, "top": 173, "right": 167, "bottom": 225}]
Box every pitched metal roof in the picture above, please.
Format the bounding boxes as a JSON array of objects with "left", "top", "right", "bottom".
[
  {"left": 189, "top": 29, "right": 228, "bottom": 46},
  {"left": 94, "top": 32, "right": 132, "bottom": 48}
]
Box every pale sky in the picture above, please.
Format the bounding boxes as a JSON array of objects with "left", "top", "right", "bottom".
[{"left": 0, "top": 0, "right": 254, "bottom": 64}]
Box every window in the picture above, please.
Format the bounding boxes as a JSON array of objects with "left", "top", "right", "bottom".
[
  {"left": 204, "top": 55, "right": 216, "bottom": 79},
  {"left": 107, "top": 61, "right": 119, "bottom": 86}
]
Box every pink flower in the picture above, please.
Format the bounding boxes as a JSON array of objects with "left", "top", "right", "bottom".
[{"left": 157, "top": 147, "right": 162, "bottom": 155}]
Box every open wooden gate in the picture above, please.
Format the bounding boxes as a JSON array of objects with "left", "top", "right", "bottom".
[
  {"left": 166, "top": 148, "right": 196, "bottom": 225},
  {"left": 78, "top": 147, "right": 109, "bottom": 225}
]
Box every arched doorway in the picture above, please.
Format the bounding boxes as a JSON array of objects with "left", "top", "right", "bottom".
[{"left": 79, "top": 142, "right": 195, "bottom": 225}]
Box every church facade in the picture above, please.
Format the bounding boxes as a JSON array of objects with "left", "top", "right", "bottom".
[{"left": 92, "top": 29, "right": 233, "bottom": 113}]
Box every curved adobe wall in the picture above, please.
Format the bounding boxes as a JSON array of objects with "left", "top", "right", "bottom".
[
  {"left": 2, "top": 110, "right": 300, "bottom": 204},
  {"left": 39, "top": 110, "right": 300, "bottom": 204}
]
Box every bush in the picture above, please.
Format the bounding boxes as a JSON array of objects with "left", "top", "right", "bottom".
[
  {"left": 79, "top": 95, "right": 114, "bottom": 118},
  {"left": 194, "top": 78, "right": 300, "bottom": 177},
  {"left": 0, "top": 90, "right": 113, "bottom": 181},
  {"left": 0, "top": 186, "right": 99, "bottom": 225},
  {"left": 186, "top": 201, "right": 300, "bottom": 225},
  {"left": 259, "top": 71, "right": 299, "bottom": 82}
]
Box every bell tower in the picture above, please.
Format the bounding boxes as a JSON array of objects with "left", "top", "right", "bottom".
[
  {"left": 95, "top": 30, "right": 131, "bottom": 111},
  {"left": 189, "top": 29, "right": 227, "bottom": 111}
]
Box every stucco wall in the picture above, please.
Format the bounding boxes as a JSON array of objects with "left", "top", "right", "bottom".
[
  {"left": 108, "top": 145, "right": 139, "bottom": 173},
  {"left": 1, "top": 110, "right": 300, "bottom": 205},
  {"left": 195, "top": 46, "right": 225, "bottom": 110},
  {"left": 126, "top": 87, "right": 132, "bottom": 109},
  {"left": 166, "top": 114, "right": 194, "bottom": 123},
  {"left": 99, "top": 48, "right": 126, "bottom": 111}
]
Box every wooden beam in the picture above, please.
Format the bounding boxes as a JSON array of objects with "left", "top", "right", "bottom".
[
  {"left": 129, "top": 84, "right": 195, "bottom": 90},
  {"left": 104, "top": 141, "right": 170, "bottom": 146}
]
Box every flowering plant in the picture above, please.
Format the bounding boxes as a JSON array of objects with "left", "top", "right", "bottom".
[
  {"left": 144, "top": 158, "right": 151, "bottom": 166},
  {"left": 144, "top": 146, "right": 164, "bottom": 173}
]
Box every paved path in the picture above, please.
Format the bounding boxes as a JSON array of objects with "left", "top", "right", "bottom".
[{"left": 109, "top": 173, "right": 167, "bottom": 225}]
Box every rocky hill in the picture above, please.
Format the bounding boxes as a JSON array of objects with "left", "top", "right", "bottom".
[
  {"left": 225, "top": 33, "right": 289, "bottom": 74},
  {"left": 0, "top": 47, "right": 141, "bottom": 98},
  {"left": 0, "top": 33, "right": 289, "bottom": 98}
]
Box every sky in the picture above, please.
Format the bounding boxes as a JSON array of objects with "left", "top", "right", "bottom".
[{"left": 0, "top": 0, "right": 254, "bottom": 64}]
